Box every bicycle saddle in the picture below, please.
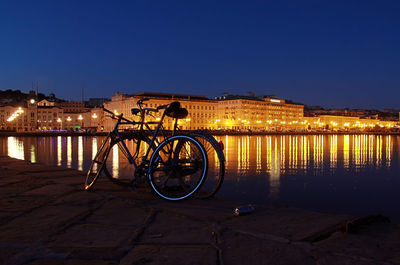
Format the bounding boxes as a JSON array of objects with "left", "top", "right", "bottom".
[
  {"left": 165, "top": 101, "right": 188, "bottom": 119},
  {"left": 131, "top": 108, "right": 140, "bottom": 115}
]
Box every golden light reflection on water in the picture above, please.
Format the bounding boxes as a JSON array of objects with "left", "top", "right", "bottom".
[
  {"left": 92, "top": 137, "right": 97, "bottom": 159},
  {"left": 343, "top": 135, "right": 350, "bottom": 168},
  {"left": 78, "top": 136, "right": 83, "bottom": 171},
  {"left": 30, "top": 144, "right": 36, "bottom": 163},
  {"left": 3, "top": 135, "right": 397, "bottom": 181},
  {"left": 222, "top": 135, "right": 396, "bottom": 180},
  {"left": 7, "top": 137, "right": 24, "bottom": 160},
  {"left": 57, "top": 136, "right": 62, "bottom": 166},
  {"left": 330, "top": 135, "right": 337, "bottom": 170},
  {"left": 67, "top": 137, "right": 72, "bottom": 167},
  {"left": 386, "top": 135, "right": 391, "bottom": 167},
  {"left": 112, "top": 143, "right": 119, "bottom": 177}
]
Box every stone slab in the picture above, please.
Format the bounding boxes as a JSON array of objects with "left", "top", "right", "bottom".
[
  {"left": 49, "top": 223, "right": 135, "bottom": 248},
  {"left": 85, "top": 199, "right": 148, "bottom": 227},
  {"left": 52, "top": 191, "right": 104, "bottom": 207},
  {"left": 0, "top": 205, "right": 88, "bottom": 244},
  {"left": 223, "top": 206, "right": 351, "bottom": 241},
  {"left": 315, "top": 224, "right": 400, "bottom": 264},
  {"left": 220, "top": 230, "right": 315, "bottom": 265},
  {"left": 140, "top": 211, "right": 213, "bottom": 244},
  {"left": 25, "top": 259, "right": 118, "bottom": 265},
  {"left": 0, "top": 196, "right": 49, "bottom": 212},
  {"left": 23, "top": 184, "right": 76, "bottom": 197},
  {"left": 120, "top": 245, "right": 217, "bottom": 265}
]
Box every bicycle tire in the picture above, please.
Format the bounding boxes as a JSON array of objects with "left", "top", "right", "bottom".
[
  {"left": 189, "top": 131, "right": 225, "bottom": 199},
  {"left": 84, "top": 135, "right": 112, "bottom": 191},
  {"left": 103, "top": 133, "right": 154, "bottom": 185},
  {"left": 148, "top": 135, "right": 208, "bottom": 201}
]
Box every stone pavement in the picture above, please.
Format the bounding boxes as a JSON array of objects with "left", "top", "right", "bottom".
[{"left": 0, "top": 155, "right": 399, "bottom": 265}]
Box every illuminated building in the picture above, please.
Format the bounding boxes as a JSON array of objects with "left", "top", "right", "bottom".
[
  {"left": 0, "top": 105, "right": 36, "bottom": 132},
  {"left": 215, "top": 95, "right": 304, "bottom": 130},
  {"left": 304, "top": 115, "right": 396, "bottom": 130}
]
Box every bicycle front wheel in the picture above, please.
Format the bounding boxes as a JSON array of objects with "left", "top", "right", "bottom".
[
  {"left": 148, "top": 135, "right": 208, "bottom": 201},
  {"left": 103, "top": 133, "right": 153, "bottom": 185},
  {"left": 84, "top": 135, "right": 112, "bottom": 190}
]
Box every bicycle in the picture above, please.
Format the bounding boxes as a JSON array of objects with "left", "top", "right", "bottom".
[
  {"left": 115, "top": 100, "right": 225, "bottom": 199},
  {"left": 167, "top": 103, "right": 225, "bottom": 199},
  {"left": 85, "top": 99, "right": 209, "bottom": 201}
]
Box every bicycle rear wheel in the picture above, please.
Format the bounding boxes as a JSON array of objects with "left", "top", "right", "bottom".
[
  {"left": 190, "top": 131, "right": 225, "bottom": 199},
  {"left": 84, "top": 135, "right": 111, "bottom": 190},
  {"left": 148, "top": 135, "right": 208, "bottom": 201}
]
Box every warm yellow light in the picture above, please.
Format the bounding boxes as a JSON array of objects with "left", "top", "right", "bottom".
[
  {"left": 92, "top": 113, "right": 98, "bottom": 119},
  {"left": 30, "top": 99, "right": 35, "bottom": 104},
  {"left": 78, "top": 115, "right": 83, "bottom": 120},
  {"left": 67, "top": 117, "right": 72, "bottom": 122}
]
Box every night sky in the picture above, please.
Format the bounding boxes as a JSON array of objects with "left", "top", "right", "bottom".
[{"left": 1, "top": 0, "right": 399, "bottom": 109}]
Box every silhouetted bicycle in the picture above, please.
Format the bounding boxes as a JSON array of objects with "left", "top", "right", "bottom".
[{"left": 84, "top": 99, "right": 208, "bottom": 201}]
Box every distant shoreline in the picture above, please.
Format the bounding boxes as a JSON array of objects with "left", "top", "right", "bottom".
[{"left": 1, "top": 130, "right": 400, "bottom": 137}]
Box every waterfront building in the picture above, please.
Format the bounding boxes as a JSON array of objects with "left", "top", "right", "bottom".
[
  {"left": 215, "top": 95, "right": 304, "bottom": 130},
  {"left": 304, "top": 115, "right": 396, "bottom": 130},
  {"left": 0, "top": 105, "right": 35, "bottom": 132},
  {"left": 36, "top": 105, "right": 63, "bottom": 130}
]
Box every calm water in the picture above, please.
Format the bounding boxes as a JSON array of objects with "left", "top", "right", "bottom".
[{"left": 1, "top": 135, "right": 400, "bottom": 222}]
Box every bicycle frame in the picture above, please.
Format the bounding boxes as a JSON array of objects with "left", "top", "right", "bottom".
[{"left": 104, "top": 105, "right": 170, "bottom": 172}]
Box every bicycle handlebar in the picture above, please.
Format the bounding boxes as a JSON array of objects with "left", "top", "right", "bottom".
[{"left": 102, "top": 107, "right": 132, "bottom": 123}]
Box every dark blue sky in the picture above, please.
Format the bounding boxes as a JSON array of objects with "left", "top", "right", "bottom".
[{"left": 1, "top": 0, "right": 399, "bottom": 109}]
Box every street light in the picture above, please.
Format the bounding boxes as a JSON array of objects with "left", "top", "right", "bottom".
[{"left": 78, "top": 115, "right": 83, "bottom": 130}]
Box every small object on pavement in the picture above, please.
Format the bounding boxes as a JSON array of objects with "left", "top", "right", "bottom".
[{"left": 234, "top": 204, "right": 255, "bottom": 216}]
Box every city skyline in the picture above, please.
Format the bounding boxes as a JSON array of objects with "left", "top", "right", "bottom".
[{"left": 1, "top": 1, "right": 400, "bottom": 109}]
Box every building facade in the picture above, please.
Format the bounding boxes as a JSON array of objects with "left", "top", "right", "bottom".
[{"left": 216, "top": 95, "right": 304, "bottom": 130}]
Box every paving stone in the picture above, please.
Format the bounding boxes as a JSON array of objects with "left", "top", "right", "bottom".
[
  {"left": 223, "top": 206, "right": 351, "bottom": 241},
  {"left": 53, "top": 176, "right": 85, "bottom": 185},
  {"left": 52, "top": 191, "right": 104, "bottom": 207},
  {"left": 120, "top": 245, "right": 217, "bottom": 265},
  {"left": 140, "top": 211, "right": 213, "bottom": 244},
  {"left": 0, "top": 247, "right": 22, "bottom": 264},
  {"left": 220, "top": 230, "right": 315, "bottom": 265},
  {"left": 49, "top": 223, "right": 135, "bottom": 248},
  {"left": 24, "top": 259, "right": 118, "bottom": 265},
  {"left": 0, "top": 175, "right": 30, "bottom": 186},
  {"left": 0, "top": 211, "right": 21, "bottom": 225},
  {"left": 86, "top": 199, "right": 148, "bottom": 226},
  {"left": 0, "top": 181, "right": 49, "bottom": 198},
  {"left": 315, "top": 224, "right": 400, "bottom": 265},
  {"left": 0, "top": 196, "right": 49, "bottom": 212},
  {"left": 150, "top": 198, "right": 239, "bottom": 222},
  {"left": 0, "top": 206, "right": 88, "bottom": 244},
  {"left": 314, "top": 255, "right": 383, "bottom": 265},
  {"left": 23, "top": 184, "right": 76, "bottom": 197}
]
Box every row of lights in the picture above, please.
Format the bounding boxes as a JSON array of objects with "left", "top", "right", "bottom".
[{"left": 6, "top": 107, "right": 24, "bottom": 122}]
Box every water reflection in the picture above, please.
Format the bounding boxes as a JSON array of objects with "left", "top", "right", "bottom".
[
  {"left": 2, "top": 134, "right": 400, "bottom": 221},
  {"left": 8, "top": 137, "right": 24, "bottom": 160},
  {"left": 3, "top": 135, "right": 397, "bottom": 176},
  {"left": 67, "top": 137, "right": 72, "bottom": 167},
  {"left": 57, "top": 136, "right": 62, "bottom": 166}
]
